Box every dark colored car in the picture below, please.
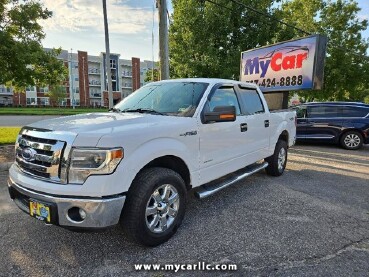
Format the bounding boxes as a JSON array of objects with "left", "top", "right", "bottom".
[{"left": 295, "top": 102, "right": 369, "bottom": 150}]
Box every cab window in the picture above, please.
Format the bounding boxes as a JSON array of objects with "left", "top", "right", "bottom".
[
  {"left": 238, "top": 88, "right": 264, "bottom": 115},
  {"left": 207, "top": 87, "right": 241, "bottom": 115}
]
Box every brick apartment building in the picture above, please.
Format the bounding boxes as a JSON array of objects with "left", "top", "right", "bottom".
[{"left": 0, "top": 49, "right": 157, "bottom": 107}]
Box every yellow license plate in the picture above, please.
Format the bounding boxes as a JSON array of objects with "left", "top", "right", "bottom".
[{"left": 29, "top": 200, "right": 51, "bottom": 223}]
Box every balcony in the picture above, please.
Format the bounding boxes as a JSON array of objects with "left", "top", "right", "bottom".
[
  {"left": 89, "top": 80, "right": 101, "bottom": 87},
  {"left": 88, "top": 68, "right": 100, "bottom": 75},
  {"left": 90, "top": 93, "right": 101, "bottom": 98}
]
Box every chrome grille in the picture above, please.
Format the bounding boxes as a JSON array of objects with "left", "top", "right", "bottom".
[{"left": 15, "top": 134, "right": 65, "bottom": 182}]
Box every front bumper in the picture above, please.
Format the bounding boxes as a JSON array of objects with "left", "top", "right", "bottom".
[{"left": 8, "top": 177, "right": 126, "bottom": 228}]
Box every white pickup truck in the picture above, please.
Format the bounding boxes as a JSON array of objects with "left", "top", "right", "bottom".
[{"left": 8, "top": 78, "right": 296, "bottom": 246}]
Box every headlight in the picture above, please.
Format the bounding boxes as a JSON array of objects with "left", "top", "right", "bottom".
[{"left": 68, "top": 148, "right": 123, "bottom": 184}]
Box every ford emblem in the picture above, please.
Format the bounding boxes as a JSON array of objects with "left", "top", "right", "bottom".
[{"left": 21, "top": 148, "right": 37, "bottom": 162}]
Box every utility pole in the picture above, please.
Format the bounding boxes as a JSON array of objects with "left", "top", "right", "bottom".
[
  {"left": 157, "top": 0, "right": 169, "bottom": 80},
  {"left": 102, "top": 0, "right": 114, "bottom": 109}
]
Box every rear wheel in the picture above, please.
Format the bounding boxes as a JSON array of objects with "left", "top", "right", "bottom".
[
  {"left": 340, "top": 131, "right": 363, "bottom": 150},
  {"left": 265, "top": 140, "right": 288, "bottom": 177},
  {"left": 121, "top": 167, "right": 187, "bottom": 246}
]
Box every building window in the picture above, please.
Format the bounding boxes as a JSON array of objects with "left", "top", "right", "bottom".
[
  {"left": 39, "top": 97, "right": 49, "bottom": 106},
  {"left": 60, "top": 99, "right": 67, "bottom": 106},
  {"left": 110, "top": 59, "right": 116, "bottom": 69},
  {"left": 26, "top": 98, "right": 36, "bottom": 105},
  {"left": 75, "top": 77, "right": 79, "bottom": 81}
]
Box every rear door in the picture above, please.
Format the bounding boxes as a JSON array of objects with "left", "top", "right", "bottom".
[{"left": 236, "top": 85, "right": 270, "bottom": 158}]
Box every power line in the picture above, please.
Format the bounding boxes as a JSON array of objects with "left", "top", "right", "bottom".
[
  {"left": 228, "top": 0, "right": 311, "bottom": 35},
  {"left": 203, "top": 0, "right": 234, "bottom": 11}
]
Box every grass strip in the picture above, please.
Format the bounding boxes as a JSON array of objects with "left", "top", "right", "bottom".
[
  {"left": 0, "top": 127, "right": 21, "bottom": 145},
  {"left": 0, "top": 107, "right": 108, "bottom": 115}
]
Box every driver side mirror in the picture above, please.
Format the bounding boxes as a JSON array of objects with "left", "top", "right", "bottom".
[{"left": 203, "top": 106, "right": 236, "bottom": 123}]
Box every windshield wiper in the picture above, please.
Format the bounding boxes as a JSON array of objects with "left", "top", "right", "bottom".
[
  {"left": 109, "top": 107, "right": 121, "bottom": 113},
  {"left": 122, "top": 108, "right": 167, "bottom": 116}
]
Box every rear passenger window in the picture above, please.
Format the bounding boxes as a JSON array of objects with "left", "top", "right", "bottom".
[
  {"left": 308, "top": 106, "right": 339, "bottom": 118},
  {"left": 238, "top": 88, "right": 264, "bottom": 115},
  {"left": 341, "top": 107, "right": 369, "bottom": 118}
]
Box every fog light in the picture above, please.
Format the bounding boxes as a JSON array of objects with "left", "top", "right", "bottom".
[
  {"left": 79, "top": 209, "right": 86, "bottom": 220},
  {"left": 67, "top": 207, "right": 86, "bottom": 222}
]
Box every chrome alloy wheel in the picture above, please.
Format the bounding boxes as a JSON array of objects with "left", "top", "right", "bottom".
[
  {"left": 344, "top": 134, "right": 361, "bottom": 148},
  {"left": 145, "top": 184, "right": 180, "bottom": 233},
  {"left": 278, "top": 147, "right": 286, "bottom": 172}
]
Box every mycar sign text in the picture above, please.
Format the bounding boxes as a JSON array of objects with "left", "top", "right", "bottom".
[{"left": 240, "top": 35, "right": 327, "bottom": 92}]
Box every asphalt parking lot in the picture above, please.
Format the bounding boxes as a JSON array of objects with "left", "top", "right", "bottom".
[{"left": 0, "top": 143, "right": 368, "bottom": 276}]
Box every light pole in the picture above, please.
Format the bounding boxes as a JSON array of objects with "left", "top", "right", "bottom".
[
  {"left": 102, "top": 0, "right": 113, "bottom": 109},
  {"left": 70, "top": 48, "right": 75, "bottom": 109},
  {"left": 82, "top": 56, "right": 87, "bottom": 107}
]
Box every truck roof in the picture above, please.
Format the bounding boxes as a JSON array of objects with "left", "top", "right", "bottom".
[{"left": 155, "top": 78, "right": 259, "bottom": 89}]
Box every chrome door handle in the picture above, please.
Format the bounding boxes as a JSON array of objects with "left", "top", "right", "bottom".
[{"left": 240, "top": 123, "right": 248, "bottom": 132}]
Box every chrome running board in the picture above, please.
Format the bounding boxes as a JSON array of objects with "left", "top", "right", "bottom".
[{"left": 194, "top": 162, "right": 269, "bottom": 199}]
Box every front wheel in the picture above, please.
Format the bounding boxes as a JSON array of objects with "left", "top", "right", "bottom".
[
  {"left": 340, "top": 131, "right": 363, "bottom": 150},
  {"left": 121, "top": 167, "right": 187, "bottom": 246},
  {"left": 265, "top": 140, "right": 288, "bottom": 177}
]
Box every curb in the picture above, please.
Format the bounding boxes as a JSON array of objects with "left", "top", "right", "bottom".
[{"left": 0, "top": 162, "right": 12, "bottom": 172}]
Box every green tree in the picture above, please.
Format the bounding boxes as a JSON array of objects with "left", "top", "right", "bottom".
[
  {"left": 169, "top": 0, "right": 279, "bottom": 79},
  {"left": 278, "top": 0, "right": 369, "bottom": 102},
  {"left": 319, "top": 0, "right": 369, "bottom": 102},
  {"left": 47, "top": 85, "right": 66, "bottom": 107},
  {"left": 144, "top": 68, "right": 160, "bottom": 82},
  {"left": 0, "top": 0, "right": 67, "bottom": 91}
]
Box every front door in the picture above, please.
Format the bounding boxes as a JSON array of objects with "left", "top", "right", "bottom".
[{"left": 198, "top": 84, "right": 256, "bottom": 185}]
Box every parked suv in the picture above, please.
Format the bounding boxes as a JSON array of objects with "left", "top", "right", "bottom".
[{"left": 295, "top": 102, "right": 369, "bottom": 150}]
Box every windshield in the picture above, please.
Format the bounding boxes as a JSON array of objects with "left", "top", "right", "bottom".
[{"left": 114, "top": 82, "right": 209, "bottom": 117}]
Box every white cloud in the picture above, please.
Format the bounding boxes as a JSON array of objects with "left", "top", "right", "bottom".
[{"left": 40, "top": 0, "right": 155, "bottom": 34}]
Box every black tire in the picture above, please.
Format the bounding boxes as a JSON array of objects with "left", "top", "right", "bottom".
[
  {"left": 340, "top": 131, "right": 363, "bottom": 150},
  {"left": 121, "top": 167, "right": 187, "bottom": 246},
  {"left": 265, "top": 140, "right": 288, "bottom": 177}
]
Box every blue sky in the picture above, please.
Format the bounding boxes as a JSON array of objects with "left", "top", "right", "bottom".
[{"left": 41, "top": 0, "right": 369, "bottom": 61}]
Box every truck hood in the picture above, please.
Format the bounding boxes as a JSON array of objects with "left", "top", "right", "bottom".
[
  {"left": 27, "top": 112, "right": 152, "bottom": 147},
  {"left": 28, "top": 112, "right": 149, "bottom": 132}
]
